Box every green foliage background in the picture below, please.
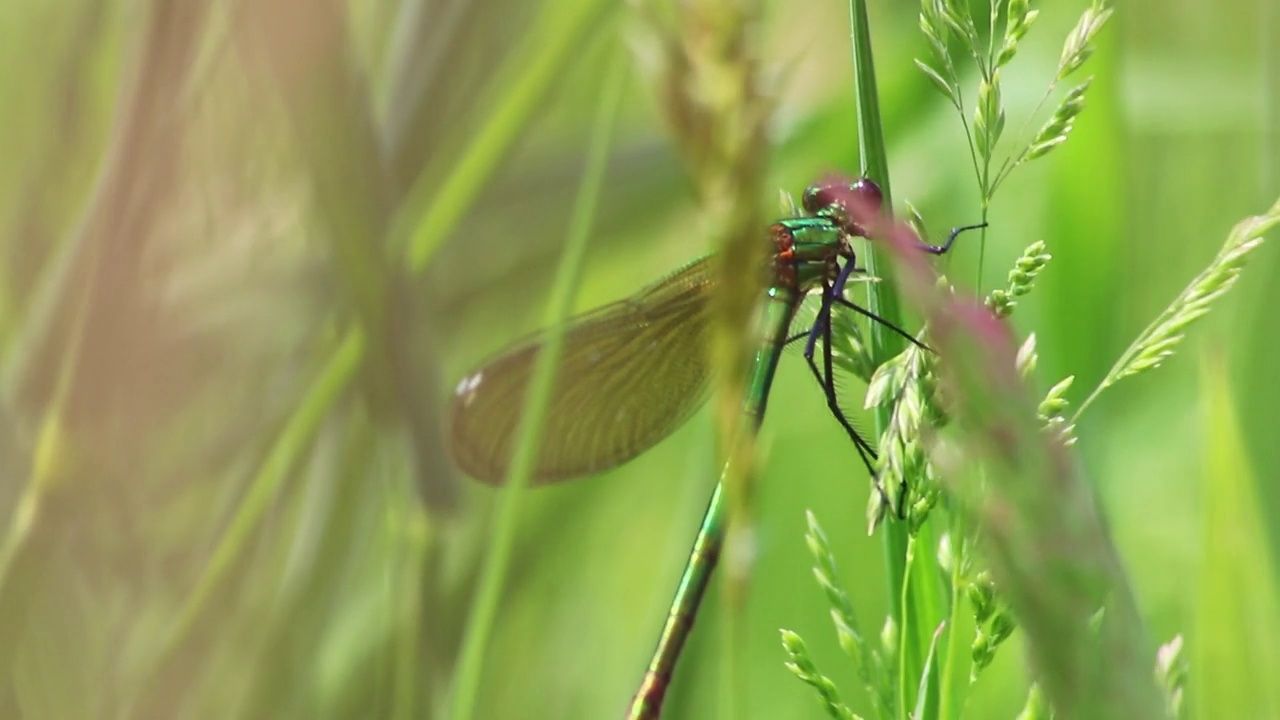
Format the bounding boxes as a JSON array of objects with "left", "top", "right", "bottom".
[{"left": 0, "top": 0, "right": 1275, "bottom": 718}]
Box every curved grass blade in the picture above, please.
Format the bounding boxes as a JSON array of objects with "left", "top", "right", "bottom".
[
  {"left": 843, "top": 2, "right": 931, "bottom": 704},
  {"left": 447, "top": 47, "right": 630, "bottom": 720}
]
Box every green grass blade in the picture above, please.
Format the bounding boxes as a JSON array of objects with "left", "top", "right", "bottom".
[
  {"left": 132, "top": 328, "right": 365, "bottom": 709},
  {"left": 1015, "top": 684, "right": 1050, "bottom": 720},
  {"left": 848, "top": 0, "right": 892, "bottom": 209},
  {"left": 848, "top": 0, "right": 943, "bottom": 712},
  {"left": 895, "top": 536, "right": 915, "bottom": 720},
  {"left": 0, "top": 276, "right": 94, "bottom": 623},
  {"left": 248, "top": 0, "right": 399, "bottom": 421},
  {"left": 393, "top": 500, "right": 430, "bottom": 720},
  {"left": 849, "top": 0, "right": 905, "bottom": 602},
  {"left": 399, "top": 0, "right": 614, "bottom": 275},
  {"left": 937, "top": 527, "right": 969, "bottom": 720},
  {"left": 1194, "top": 353, "right": 1280, "bottom": 718},
  {"left": 905, "top": 524, "right": 947, "bottom": 720},
  {"left": 446, "top": 49, "right": 629, "bottom": 720},
  {"left": 911, "top": 622, "right": 946, "bottom": 720}
]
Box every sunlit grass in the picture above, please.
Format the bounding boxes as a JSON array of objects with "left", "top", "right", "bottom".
[{"left": 0, "top": 1, "right": 1274, "bottom": 719}]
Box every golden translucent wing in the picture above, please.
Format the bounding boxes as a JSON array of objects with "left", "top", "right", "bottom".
[{"left": 449, "top": 257, "right": 716, "bottom": 484}]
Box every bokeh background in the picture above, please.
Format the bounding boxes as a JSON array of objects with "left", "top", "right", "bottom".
[{"left": 0, "top": 0, "right": 1275, "bottom": 718}]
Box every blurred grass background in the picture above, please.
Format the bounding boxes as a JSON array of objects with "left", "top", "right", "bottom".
[{"left": 0, "top": 0, "right": 1275, "bottom": 718}]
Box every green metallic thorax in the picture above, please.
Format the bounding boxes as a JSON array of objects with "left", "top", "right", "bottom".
[
  {"left": 742, "top": 216, "right": 849, "bottom": 424},
  {"left": 774, "top": 216, "right": 849, "bottom": 292}
]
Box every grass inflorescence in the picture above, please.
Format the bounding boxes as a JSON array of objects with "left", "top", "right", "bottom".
[
  {"left": 632, "top": 0, "right": 774, "bottom": 716},
  {"left": 1074, "top": 203, "right": 1280, "bottom": 420},
  {"left": 783, "top": 0, "right": 1279, "bottom": 719}
]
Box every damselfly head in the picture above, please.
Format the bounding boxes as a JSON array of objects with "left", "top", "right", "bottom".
[{"left": 802, "top": 176, "right": 883, "bottom": 238}]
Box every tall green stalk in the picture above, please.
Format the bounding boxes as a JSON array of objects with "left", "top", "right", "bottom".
[
  {"left": 446, "top": 49, "right": 629, "bottom": 720},
  {"left": 846, "top": 1, "right": 938, "bottom": 712},
  {"left": 400, "top": 0, "right": 612, "bottom": 274}
]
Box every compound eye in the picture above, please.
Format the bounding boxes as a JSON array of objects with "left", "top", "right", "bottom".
[
  {"left": 800, "top": 184, "right": 827, "bottom": 215},
  {"left": 801, "top": 178, "right": 842, "bottom": 215},
  {"left": 848, "top": 177, "right": 883, "bottom": 211}
]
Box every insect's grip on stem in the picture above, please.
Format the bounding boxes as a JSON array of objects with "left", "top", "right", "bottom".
[{"left": 917, "top": 222, "right": 989, "bottom": 255}]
